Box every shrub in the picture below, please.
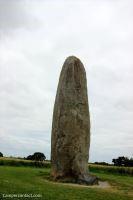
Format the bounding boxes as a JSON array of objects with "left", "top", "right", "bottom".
[
  {"left": 0, "top": 152, "right": 3, "bottom": 157},
  {"left": 0, "top": 157, "right": 50, "bottom": 168},
  {"left": 112, "top": 156, "right": 133, "bottom": 167},
  {"left": 89, "top": 164, "right": 133, "bottom": 176},
  {"left": 26, "top": 152, "right": 46, "bottom": 161}
]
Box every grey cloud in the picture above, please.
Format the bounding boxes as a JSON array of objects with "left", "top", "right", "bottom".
[
  {"left": 0, "top": 128, "right": 50, "bottom": 158},
  {"left": 0, "top": 0, "right": 40, "bottom": 33}
]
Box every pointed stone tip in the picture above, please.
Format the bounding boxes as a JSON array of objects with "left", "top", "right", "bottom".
[
  {"left": 65, "top": 55, "right": 81, "bottom": 62},
  {"left": 63, "top": 56, "right": 85, "bottom": 72},
  {"left": 64, "top": 56, "right": 85, "bottom": 68}
]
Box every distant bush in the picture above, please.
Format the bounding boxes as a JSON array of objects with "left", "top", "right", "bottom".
[
  {"left": 0, "top": 157, "right": 50, "bottom": 168},
  {"left": 112, "top": 156, "right": 133, "bottom": 167},
  {"left": 0, "top": 152, "right": 3, "bottom": 157},
  {"left": 26, "top": 152, "right": 46, "bottom": 161},
  {"left": 89, "top": 164, "right": 133, "bottom": 176},
  {"left": 94, "top": 162, "right": 109, "bottom": 166}
]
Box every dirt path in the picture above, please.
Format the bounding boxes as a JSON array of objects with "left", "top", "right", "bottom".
[
  {"left": 45, "top": 180, "right": 111, "bottom": 189},
  {"left": 60, "top": 181, "right": 111, "bottom": 189}
]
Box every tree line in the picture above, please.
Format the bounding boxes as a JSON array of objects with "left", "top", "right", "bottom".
[
  {"left": 94, "top": 156, "right": 133, "bottom": 167},
  {"left": 112, "top": 156, "right": 133, "bottom": 167},
  {"left": 0, "top": 152, "right": 46, "bottom": 162},
  {"left": 0, "top": 152, "right": 133, "bottom": 166}
]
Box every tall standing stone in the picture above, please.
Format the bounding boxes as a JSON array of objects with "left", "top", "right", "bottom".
[{"left": 51, "top": 56, "right": 97, "bottom": 185}]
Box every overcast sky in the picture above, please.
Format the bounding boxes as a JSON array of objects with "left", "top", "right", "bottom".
[{"left": 0, "top": 0, "right": 133, "bottom": 163}]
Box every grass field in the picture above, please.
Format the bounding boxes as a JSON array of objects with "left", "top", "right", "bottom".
[
  {"left": 0, "top": 165, "right": 133, "bottom": 200},
  {"left": 0, "top": 157, "right": 133, "bottom": 175}
]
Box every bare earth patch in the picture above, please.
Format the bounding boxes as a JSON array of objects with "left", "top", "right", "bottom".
[{"left": 46, "top": 180, "right": 111, "bottom": 189}]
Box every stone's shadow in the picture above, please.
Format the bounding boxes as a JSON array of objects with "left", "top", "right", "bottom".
[
  {"left": 50, "top": 173, "right": 98, "bottom": 186},
  {"left": 39, "top": 171, "right": 111, "bottom": 188},
  {"left": 50, "top": 175, "right": 98, "bottom": 185}
]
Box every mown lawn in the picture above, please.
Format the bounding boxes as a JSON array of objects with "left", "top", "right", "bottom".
[{"left": 0, "top": 166, "right": 132, "bottom": 200}]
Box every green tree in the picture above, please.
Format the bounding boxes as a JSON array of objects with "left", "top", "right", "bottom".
[
  {"left": 0, "top": 152, "right": 3, "bottom": 157},
  {"left": 27, "top": 152, "right": 46, "bottom": 161},
  {"left": 112, "top": 156, "right": 133, "bottom": 167}
]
